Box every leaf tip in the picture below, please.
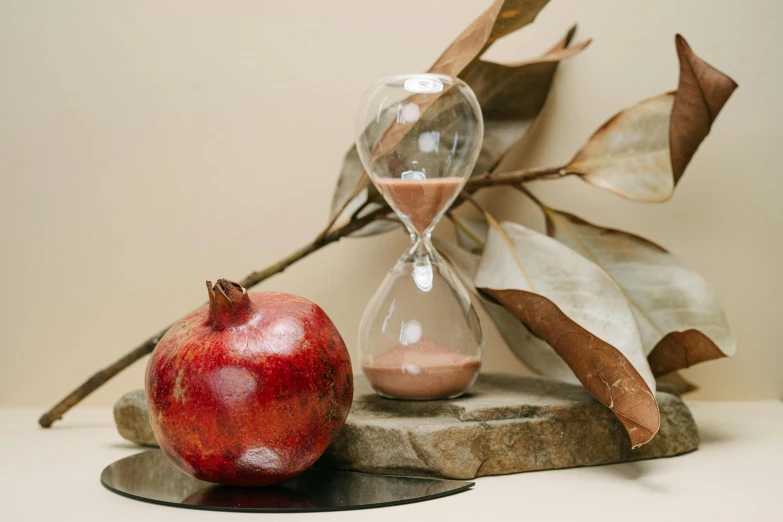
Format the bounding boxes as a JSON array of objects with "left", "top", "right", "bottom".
[
  {"left": 565, "top": 24, "right": 578, "bottom": 46},
  {"left": 674, "top": 33, "right": 687, "bottom": 49}
]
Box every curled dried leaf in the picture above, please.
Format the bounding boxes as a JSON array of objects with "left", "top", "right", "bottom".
[
  {"left": 462, "top": 28, "right": 590, "bottom": 176},
  {"left": 566, "top": 34, "right": 737, "bottom": 201},
  {"left": 647, "top": 331, "right": 727, "bottom": 377},
  {"left": 474, "top": 220, "right": 659, "bottom": 447},
  {"left": 544, "top": 209, "right": 735, "bottom": 377},
  {"left": 429, "top": 0, "right": 551, "bottom": 76},
  {"left": 437, "top": 229, "right": 578, "bottom": 383},
  {"left": 656, "top": 372, "right": 698, "bottom": 397}
]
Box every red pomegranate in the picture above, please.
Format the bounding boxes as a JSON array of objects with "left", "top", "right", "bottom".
[{"left": 145, "top": 279, "right": 353, "bottom": 486}]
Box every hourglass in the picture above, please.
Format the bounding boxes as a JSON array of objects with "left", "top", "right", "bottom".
[{"left": 356, "top": 74, "right": 484, "bottom": 400}]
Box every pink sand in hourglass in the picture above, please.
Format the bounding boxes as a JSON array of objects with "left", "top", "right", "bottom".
[
  {"left": 375, "top": 177, "right": 463, "bottom": 235},
  {"left": 362, "top": 338, "right": 480, "bottom": 399}
]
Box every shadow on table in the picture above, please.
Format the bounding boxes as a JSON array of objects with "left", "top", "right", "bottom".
[
  {"left": 45, "top": 422, "right": 113, "bottom": 431},
  {"left": 698, "top": 426, "right": 736, "bottom": 446},
  {"left": 583, "top": 461, "right": 669, "bottom": 493}
]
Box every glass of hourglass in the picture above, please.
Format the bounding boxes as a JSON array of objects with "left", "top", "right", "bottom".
[{"left": 356, "top": 74, "right": 484, "bottom": 400}]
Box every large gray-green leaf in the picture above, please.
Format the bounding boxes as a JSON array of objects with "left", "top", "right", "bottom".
[
  {"left": 565, "top": 35, "right": 737, "bottom": 201},
  {"left": 474, "top": 219, "right": 659, "bottom": 447},
  {"left": 544, "top": 209, "right": 735, "bottom": 377},
  {"left": 438, "top": 227, "right": 578, "bottom": 383}
]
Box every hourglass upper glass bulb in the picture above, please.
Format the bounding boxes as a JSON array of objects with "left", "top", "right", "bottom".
[{"left": 355, "top": 74, "right": 483, "bottom": 236}]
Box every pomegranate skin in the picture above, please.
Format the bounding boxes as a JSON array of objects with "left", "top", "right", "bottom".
[{"left": 146, "top": 283, "right": 353, "bottom": 486}]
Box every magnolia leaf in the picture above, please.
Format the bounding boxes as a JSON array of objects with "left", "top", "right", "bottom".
[
  {"left": 544, "top": 209, "right": 735, "bottom": 376},
  {"left": 329, "top": 2, "right": 583, "bottom": 236},
  {"left": 463, "top": 28, "right": 590, "bottom": 176},
  {"left": 465, "top": 36, "right": 591, "bottom": 120},
  {"left": 439, "top": 225, "right": 579, "bottom": 383},
  {"left": 475, "top": 220, "right": 659, "bottom": 447},
  {"left": 566, "top": 34, "right": 737, "bottom": 201},
  {"left": 429, "top": 0, "right": 550, "bottom": 77},
  {"left": 656, "top": 372, "right": 698, "bottom": 397}
]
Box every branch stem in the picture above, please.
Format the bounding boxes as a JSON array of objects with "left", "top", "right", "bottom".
[
  {"left": 38, "top": 163, "right": 565, "bottom": 427},
  {"left": 37, "top": 206, "right": 390, "bottom": 427},
  {"left": 464, "top": 165, "right": 567, "bottom": 191}
]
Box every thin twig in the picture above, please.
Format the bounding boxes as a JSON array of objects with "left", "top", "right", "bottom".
[
  {"left": 39, "top": 163, "right": 566, "bottom": 426},
  {"left": 446, "top": 212, "right": 486, "bottom": 250},
  {"left": 459, "top": 190, "right": 490, "bottom": 215},
  {"left": 512, "top": 183, "right": 546, "bottom": 207},
  {"left": 464, "top": 165, "right": 567, "bottom": 191},
  {"left": 349, "top": 199, "right": 371, "bottom": 222}
]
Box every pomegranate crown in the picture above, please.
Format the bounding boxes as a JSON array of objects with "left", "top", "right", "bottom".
[{"left": 206, "top": 279, "right": 256, "bottom": 329}]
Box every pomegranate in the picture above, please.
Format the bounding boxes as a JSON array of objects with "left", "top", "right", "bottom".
[{"left": 145, "top": 279, "right": 353, "bottom": 486}]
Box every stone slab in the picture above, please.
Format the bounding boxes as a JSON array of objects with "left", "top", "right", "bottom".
[
  {"left": 114, "top": 374, "right": 699, "bottom": 479},
  {"left": 114, "top": 389, "right": 158, "bottom": 446}
]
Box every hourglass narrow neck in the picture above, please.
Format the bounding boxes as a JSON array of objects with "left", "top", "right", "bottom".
[{"left": 402, "top": 236, "right": 438, "bottom": 293}]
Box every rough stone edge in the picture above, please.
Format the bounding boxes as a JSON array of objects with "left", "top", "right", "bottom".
[{"left": 320, "top": 391, "right": 700, "bottom": 479}]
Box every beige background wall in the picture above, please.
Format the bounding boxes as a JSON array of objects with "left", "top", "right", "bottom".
[{"left": 1, "top": 0, "right": 780, "bottom": 408}]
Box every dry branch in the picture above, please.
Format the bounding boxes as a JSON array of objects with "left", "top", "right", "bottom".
[{"left": 38, "top": 166, "right": 562, "bottom": 427}]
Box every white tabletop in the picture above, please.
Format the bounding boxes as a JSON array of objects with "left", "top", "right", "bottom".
[{"left": 2, "top": 403, "right": 780, "bottom": 521}]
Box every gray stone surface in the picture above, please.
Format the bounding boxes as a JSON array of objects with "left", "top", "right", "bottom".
[
  {"left": 115, "top": 374, "right": 699, "bottom": 479},
  {"left": 114, "top": 389, "right": 158, "bottom": 446}
]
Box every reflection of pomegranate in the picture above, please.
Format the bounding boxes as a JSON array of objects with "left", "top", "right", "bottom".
[
  {"left": 182, "top": 485, "right": 314, "bottom": 510},
  {"left": 146, "top": 279, "right": 353, "bottom": 486}
]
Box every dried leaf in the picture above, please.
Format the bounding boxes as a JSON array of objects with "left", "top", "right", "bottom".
[
  {"left": 647, "top": 331, "right": 727, "bottom": 377},
  {"left": 438, "top": 226, "right": 579, "bottom": 383},
  {"left": 656, "top": 372, "right": 698, "bottom": 397},
  {"left": 545, "top": 209, "right": 735, "bottom": 377},
  {"left": 566, "top": 35, "right": 737, "bottom": 201},
  {"left": 329, "top": 2, "right": 582, "bottom": 236},
  {"left": 474, "top": 220, "right": 659, "bottom": 447},
  {"left": 462, "top": 27, "right": 588, "bottom": 121},
  {"left": 462, "top": 28, "right": 590, "bottom": 175},
  {"left": 429, "top": 0, "right": 550, "bottom": 76}
]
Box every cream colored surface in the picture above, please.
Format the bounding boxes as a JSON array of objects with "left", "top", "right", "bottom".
[
  {"left": 3, "top": 404, "right": 781, "bottom": 520},
  {"left": 0, "top": 0, "right": 780, "bottom": 407}
]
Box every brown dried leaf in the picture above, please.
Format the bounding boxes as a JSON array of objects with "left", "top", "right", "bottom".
[
  {"left": 463, "top": 28, "right": 590, "bottom": 175},
  {"left": 566, "top": 35, "right": 737, "bottom": 201},
  {"left": 438, "top": 227, "right": 579, "bottom": 383},
  {"left": 462, "top": 28, "right": 589, "bottom": 121},
  {"left": 429, "top": 0, "right": 550, "bottom": 76},
  {"left": 647, "top": 331, "right": 727, "bottom": 377},
  {"left": 656, "top": 372, "right": 698, "bottom": 397},
  {"left": 329, "top": 1, "right": 564, "bottom": 235},
  {"left": 545, "top": 209, "right": 735, "bottom": 377},
  {"left": 474, "top": 219, "right": 659, "bottom": 447}
]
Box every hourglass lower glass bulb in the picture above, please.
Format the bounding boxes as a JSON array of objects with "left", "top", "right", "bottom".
[{"left": 355, "top": 73, "right": 484, "bottom": 400}]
